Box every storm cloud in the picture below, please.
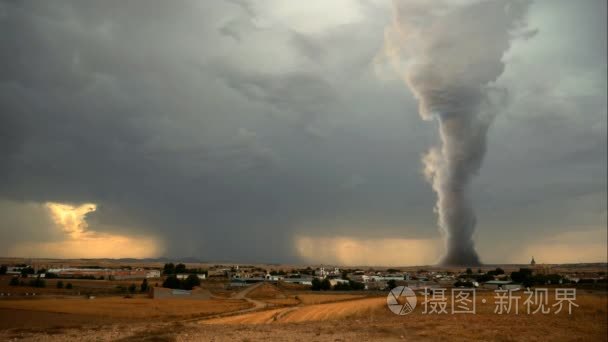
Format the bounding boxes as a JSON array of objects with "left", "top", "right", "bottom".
[{"left": 0, "top": 0, "right": 605, "bottom": 264}]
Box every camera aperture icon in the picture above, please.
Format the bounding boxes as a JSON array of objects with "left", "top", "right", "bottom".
[{"left": 387, "top": 286, "right": 417, "bottom": 315}]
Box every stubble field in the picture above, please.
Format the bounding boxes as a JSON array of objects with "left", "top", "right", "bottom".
[{"left": 0, "top": 287, "right": 605, "bottom": 341}]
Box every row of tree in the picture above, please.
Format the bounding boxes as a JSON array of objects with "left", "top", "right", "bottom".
[
  {"left": 117, "top": 279, "right": 149, "bottom": 294},
  {"left": 55, "top": 281, "right": 73, "bottom": 289},
  {"left": 310, "top": 278, "right": 365, "bottom": 291},
  {"left": 162, "top": 263, "right": 207, "bottom": 276},
  {"left": 457, "top": 267, "right": 567, "bottom": 287},
  {"left": 9, "top": 276, "right": 47, "bottom": 288},
  {"left": 162, "top": 274, "right": 201, "bottom": 290}
]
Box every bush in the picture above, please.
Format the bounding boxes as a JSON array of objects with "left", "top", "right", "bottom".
[
  {"left": 0, "top": 265, "right": 7, "bottom": 275},
  {"left": 162, "top": 274, "right": 201, "bottom": 290},
  {"left": 182, "top": 274, "right": 200, "bottom": 290},
  {"left": 349, "top": 280, "right": 365, "bottom": 290},
  {"left": 20, "top": 267, "right": 35, "bottom": 277},
  {"left": 162, "top": 275, "right": 181, "bottom": 289},
  {"left": 487, "top": 268, "right": 505, "bottom": 276},
  {"left": 333, "top": 282, "right": 351, "bottom": 291},
  {"left": 477, "top": 273, "right": 494, "bottom": 282},
  {"left": 28, "top": 277, "right": 46, "bottom": 288},
  {"left": 387, "top": 279, "right": 397, "bottom": 290},
  {"left": 140, "top": 279, "right": 148, "bottom": 292},
  {"left": 45, "top": 273, "right": 58, "bottom": 279},
  {"left": 128, "top": 284, "right": 137, "bottom": 293},
  {"left": 57, "top": 281, "right": 64, "bottom": 289},
  {"left": 9, "top": 277, "right": 19, "bottom": 286},
  {"left": 454, "top": 280, "right": 474, "bottom": 288},
  {"left": 66, "top": 283, "right": 73, "bottom": 289}
]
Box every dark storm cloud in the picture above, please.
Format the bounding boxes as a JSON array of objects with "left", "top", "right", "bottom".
[
  {"left": 0, "top": 0, "right": 605, "bottom": 263},
  {"left": 0, "top": 0, "right": 409, "bottom": 261},
  {"left": 216, "top": 63, "right": 337, "bottom": 134}
]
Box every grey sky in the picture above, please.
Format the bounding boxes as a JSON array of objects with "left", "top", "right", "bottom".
[{"left": 0, "top": 0, "right": 605, "bottom": 264}]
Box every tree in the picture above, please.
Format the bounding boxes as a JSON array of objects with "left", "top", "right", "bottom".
[
  {"left": 387, "top": 279, "right": 397, "bottom": 290},
  {"left": 57, "top": 281, "right": 64, "bottom": 289},
  {"left": 163, "top": 263, "right": 175, "bottom": 275},
  {"left": 489, "top": 268, "right": 505, "bottom": 276},
  {"left": 522, "top": 278, "right": 534, "bottom": 288},
  {"left": 183, "top": 274, "right": 200, "bottom": 290},
  {"left": 175, "top": 263, "right": 187, "bottom": 274},
  {"left": 466, "top": 268, "right": 473, "bottom": 275},
  {"left": 311, "top": 278, "right": 322, "bottom": 291},
  {"left": 162, "top": 275, "right": 181, "bottom": 289},
  {"left": 511, "top": 268, "right": 533, "bottom": 283},
  {"left": 28, "top": 277, "right": 46, "bottom": 288},
  {"left": 66, "top": 283, "right": 73, "bottom": 289},
  {"left": 20, "top": 267, "right": 35, "bottom": 277},
  {"left": 349, "top": 280, "right": 365, "bottom": 290},
  {"left": 128, "top": 284, "right": 137, "bottom": 293},
  {"left": 9, "top": 277, "right": 19, "bottom": 286},
  {"left": 140, "top": 279, "right": 149, "bottom": 292},
  {"left": 0, "top": 265, "right": 7, "bottom": 275},
  {"left": 320, "top": 278, "right": 331, "bottom": 291}
]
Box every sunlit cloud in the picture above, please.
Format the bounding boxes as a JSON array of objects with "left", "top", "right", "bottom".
[
  {"left": 46, "top": 202, "right": 96, "bottom": 239},
  {"left": 7, "top": 202, "right": 164, "bottom": 259},
  {"left": 295, "top": 235, "right": 441, "bottom": 266}
]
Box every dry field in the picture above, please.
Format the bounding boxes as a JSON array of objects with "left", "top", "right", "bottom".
[
  {"left": 295, "top": 293, "right": 367, "bottom": 304},
  {"left": 262, "top": 298, "right": 300, "bottom": 306},
  {"left": 0, "top": 297, "right": 251, "bottom": 321},
  {"left": 247, "top": 283, "right": 286, "bottom": 299},
  {"left": 0, "top": 288, "right": 605, "bottom": 341},
  {"left": 197, "top": 290, "right": 607, "bottom": 341},
  {"left": 0, "top": 275, "right": 160, "bottom": 297},
  {"left": 203, "top": 296, "right": 384, "bottom": 324}
]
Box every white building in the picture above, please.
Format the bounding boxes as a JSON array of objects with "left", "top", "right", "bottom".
[
  {"left": 146, "top": 270, "right": 161, "bottom": 278},
  {"left": 176, "top": 274, "right": 206, "bottom": 280},
  {"left": 329, "top": 279, "right": 349, "bottom": 287},
  {"left": 264, "top": 274, "right": 283, "bottom": 281}
]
